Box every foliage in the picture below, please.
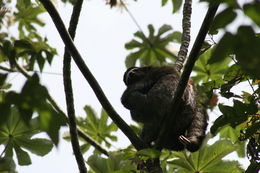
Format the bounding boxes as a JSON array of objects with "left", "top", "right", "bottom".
[
  {"left": 125, "top": 24, "right": 181, "bottom": 67},
  {"left": 0, "top": 38, "right": 56, "bottom": 71},
  {"left": 0, "top": 107, "right": 53, "bottom": 166},
  {"left": 64, "top": 106, "right": 118, "bottom": 154},
  {"left": 193, "top": 48, "right": 231, "bottom": 83},
  {"left": 168, "top": 139, "right": 244, "bottom": 173},
  {"left": 0, "top": 74, "right": 67, "bottom": 145},
  {"left": 0, "top": 0, "right": 259, "bottom": 172},
  {"left": 161, "top": 0, "right": 183, "bottom": 13},
  {"left": 87, "top": 151, "right": 136, "bottom": 173}
]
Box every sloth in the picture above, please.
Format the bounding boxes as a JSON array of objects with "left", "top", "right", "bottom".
[{"left": 121, "top": 66, "right": 207, "bottom": 152}]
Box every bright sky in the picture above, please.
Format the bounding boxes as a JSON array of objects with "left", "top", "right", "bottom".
[{"left": 7, "top": 0, "right": 249, "bottom": 172}]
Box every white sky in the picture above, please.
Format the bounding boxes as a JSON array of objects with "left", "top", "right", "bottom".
[{"left": 4, "top": 0, "right": 251, "bottom": 172}]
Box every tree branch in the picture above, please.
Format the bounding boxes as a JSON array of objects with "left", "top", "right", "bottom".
[
  {"left": 62, "top": 1, "right": 87, "bottom": 172},
  {"left": 38, "top": 0, "right": 147, "bottom": 150},
  {"left": 0, "top": 65, "right": 15, "bottom": 72},
  {"left": 155, "top": 3, "right": 219, "bottom": 149},
  {"left": 77, "top": 129, "right": 109, "bottom": 156},
  {"left": 175, "top": 0, "right": 192, "bottom": 72}
]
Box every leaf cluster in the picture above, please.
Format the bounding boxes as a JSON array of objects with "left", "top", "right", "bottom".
[
  {"left": 69, "top": 106, "right": 118, "bottom": 154},
  {"left": 0, "top": 107, "right": 53, "bottom": 166},
  {"left": 168, "top": 139, "right": 244, "bottom": 173},
  {"left": 125, "top": 24, "right": 181, "bottom": 67},
  {"left": 0, "top": 74, "right": 67, "bottom": 145}
]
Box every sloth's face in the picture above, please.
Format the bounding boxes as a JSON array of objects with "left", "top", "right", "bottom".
[{"left": 123, "top": 67, "right": 151, "bottom": 85}]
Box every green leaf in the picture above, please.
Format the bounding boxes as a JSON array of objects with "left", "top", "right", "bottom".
[
  {"left": 219, "top": 125, "right": 246, "bottom": 157},
  {"left": 244, "top": 121, "right": 260, "bottom": 139},
  {"left": 194, "top": 48, "right": 231, "bottom": 83},
  {"left": 161, "top": 0, "right": 183, "bottom": 13},
  {"left": 205, "top": 160, "right": 244, "bottom": 173},
  {"left": 36, "top": 52, "right": 45, "bottom": 71},
  {"left": 21, "top": 0, "right": 31, "bottom": 7},
  {"left": 80, "top": 143, "right": 91, "bottom": 154},
  {"left": 38, "top": 105, "right": 67, "bottom": 145},
  {"left": 0, "top": 157, "right": 17, "bottom": 173},
  {"left": 209, "top": 33, "right": 235, "bottom": 64},
  {"left": 223, "top": 64, "right": 243, "bottom": 81},
  {"left": 148, "top": 24, "right": 155, "bottom": 38},
  {"left": 15, "top": 137, "right": 53, "bottom": 156},
  {"left": 171, "top": 31, "right": 182, "bottom": 43},
  {"left": 196, "top": 140, "right": 238, "bottom": 170},
  {"left": 161, "top": 0, "right": 168, "bottom": 6},
  {"left": 234, "top": 26, "right": 260, "bottom": 78},
  {"left": 87, "top": 152, "right": 136, "bottom": 173},
  {"left": 87, "top": 154, "right": 111, "bottom": 173},
  {"left": 14, "top": 39, "right": 33, "bottom": 50},
  {"left": 77, "top": 106, "right": 118, "bottom": 150},
  {"left": 209, "top": 7, "right": 237, "bottom": 34},
  {"left": 125, "top": 24, "right": 179, "bottom": 67},
  {"left": 219, "top": 104, "right": 236, "bottom": 117},
  {"left": 243, "top": 2, "right": 260, "bottom": 27},
  {"left": 0, "top": 106, "right": 55, "bottom": 166},
  {"left": 169, "top": 139, "right": 242, "bottom": 172},
  {"left": 14, "top": 145, "right": 31, "bottom": 165},
  {"left": 0, "top": 103, "right": 11, "bottom": 126},
  {"left": 157, "top": 24, "right": 172, "bottom": 37},
  {"left": 2, "top": 75, "right": 66, "bottom": 145},
  {"left": 210, "top": 115, "right": 228, "bottom": 135},
  {"left": 136, "top": 148, "right": 161, "bottom": 159},
  {"left": 211, "top": 99, "right": 255, "bottom": 135},
  {"left": 125, "top": 51, "right": 141, "bottom": 68},
  {"left": 18, "top": 74, "right": 67, "bottom": 144},
  {"left": 84, "top": 105, "right": 99, "bottom": 131},
  {"left": 172, "top": 0, "right": 183, "bottom": 13},
  {"left": 15, "top": 3, "right": 45, "bottom": 32},
  {"left": 124, "top": 39, "right": 142, "bottom": 50}
]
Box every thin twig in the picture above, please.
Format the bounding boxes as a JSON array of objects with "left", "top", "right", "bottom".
[
  {"left": 231, "top": 57, "right": 257, "bottom": 98},
  {"left": 0, "top": 65, "right": 62, "bottom": 75},
  {"left": 119, "top": 0, "right": 153, "bottom": 47},
  {"left": 13, "top": 60, "right": 109, "bottom": 156},
  {"left": 77, "top": 129, "right": 109, "bottom": 156},
  {"left": 175, "top": 0, "right": 192, "bottom": 72},
  {"left": 0, "top": 65, "right": 15, "bottom": 72},
  {"left": 63, "top": 1, "right": 87, "bottom": 172},
  {"left": 38, "top": 0, "right": 147, "bottom": 150},
  {"left": 155, "top": 3, "right": 220, "bottom": 149}
]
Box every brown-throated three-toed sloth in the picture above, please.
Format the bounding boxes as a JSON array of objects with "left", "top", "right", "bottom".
[{"left": 121, "top": 66, "right": 207, "bottom": 152}]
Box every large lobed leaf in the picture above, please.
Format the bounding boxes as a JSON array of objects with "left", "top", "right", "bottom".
[
  {"left": 125, "top": 24, "right": 180, "bottom": 67},
  {"left": 87, "top": 152, "right": 136, "bottom": 173},
  {"left": 168, "top": 139, "right": 244, "bottom": 172},
  {"left": 0, "top": 107, "right": 53, "bottom": 166},
  {"left": 74, "top": 105, "right": 118, "bottom": 152},
  {"left": 0, "top": 74, "right": 67, "bottom": 145},
  {"left": 209, "top": 26, "right": 260, "bottom": 79}
]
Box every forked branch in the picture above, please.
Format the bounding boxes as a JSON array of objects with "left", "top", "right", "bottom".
[{"left": 38, "top": 0, "right": 147, "bottom": 150}]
